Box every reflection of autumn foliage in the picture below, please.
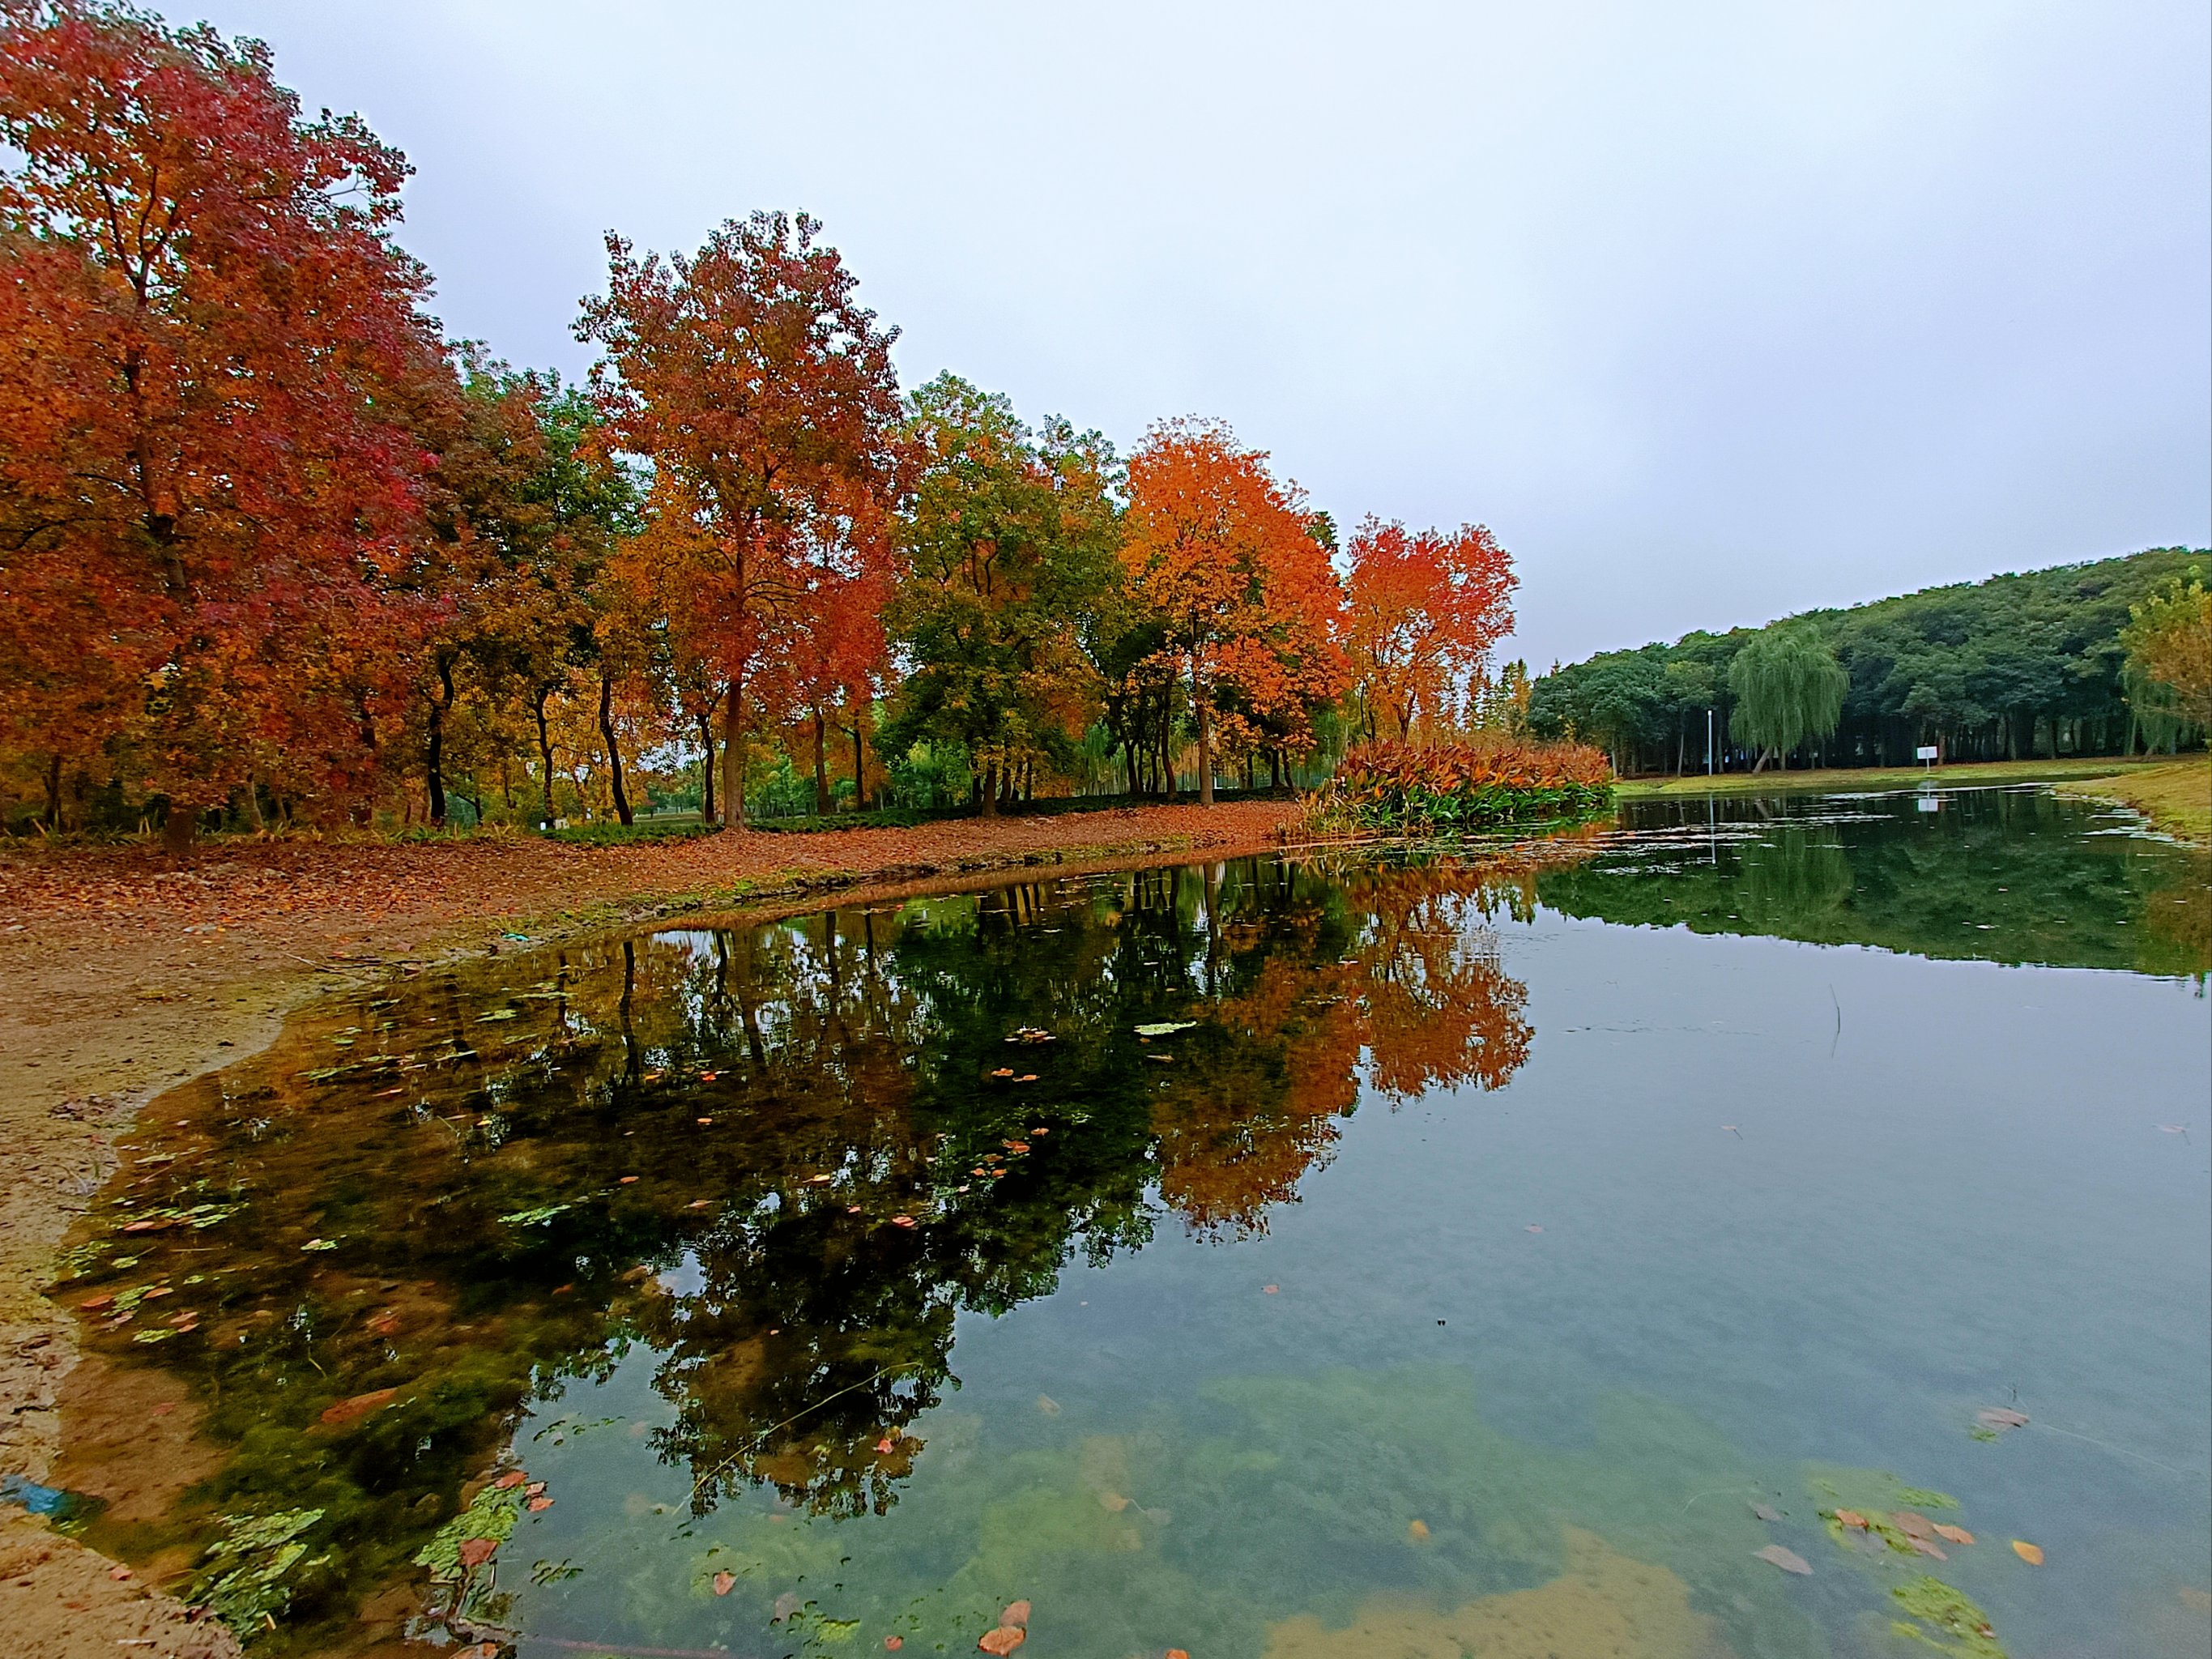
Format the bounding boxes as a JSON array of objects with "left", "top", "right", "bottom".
[{"left": 1151, "top": 858, "right": 1567, "bottom": 1237}]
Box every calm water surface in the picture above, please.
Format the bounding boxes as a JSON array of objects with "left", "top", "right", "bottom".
[{"left": 52, "top": 787, "right": 2212, "bottom": 1658}]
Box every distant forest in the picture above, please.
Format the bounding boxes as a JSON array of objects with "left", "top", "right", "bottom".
[{"left": 1528, "top": 548, "right": 2207, "bottom": 775}]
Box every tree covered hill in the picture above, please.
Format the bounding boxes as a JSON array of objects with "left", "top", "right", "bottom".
[{"left": 1528, "top": 548, "right": 2206, "bottom": 774}]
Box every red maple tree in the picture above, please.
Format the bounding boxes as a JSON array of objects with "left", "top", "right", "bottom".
[
  {"left": 0, "top": 0, "right": 445, "bottom": 846},
  {"left": 579, "top": 211, "right": 907, "bottom": 825},
  {"left": 1343, "top": 517, "right": 1516, "bottom": 741},
  {"left": 1120, "top": 420, "right": 1345, "bottom": 804}
]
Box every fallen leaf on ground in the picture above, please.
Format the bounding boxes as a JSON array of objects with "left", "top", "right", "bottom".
[
  {"left": 712, "top": 1571, "right": 735, "bottom": 1596},
  {"left": 977, "top": 1627, "right": 1025, "bottom": 1655},
  {"left": 2012, "top": 1540, "right": 2044, "bottom": 1565},
  {"left": 367, "top": 1311, "right": 400, "bottom": 1336},
  {"left": 318, "top": 1387, "right": 399, "bottom": 1426},
  {"left": 1933, "top": 1524, "right": 1975, "bottom": 1546},
  {"left": 1000, "top": 1600, "right": 1031, "bottom": 1627},
  {"left": 457, "top": 1538, "right": 498, "bottom": 1568},
  {"left": 1754, "top": 1545, "right": 1812, "bottom": 1575}
]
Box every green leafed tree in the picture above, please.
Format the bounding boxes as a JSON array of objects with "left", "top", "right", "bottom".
[
  {"left": 1728, "top": 626, "right": 1848, "bottom": 770},
  {"left": 880, "top": 374, "right": 1122, "bottom": 813}
]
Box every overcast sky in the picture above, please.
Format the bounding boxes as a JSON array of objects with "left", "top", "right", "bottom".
[{"left": 196, "top": 1, "right": 2210, "bottom": 670}]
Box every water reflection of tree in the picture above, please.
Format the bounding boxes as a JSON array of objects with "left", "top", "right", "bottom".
[{"left": 73, "top": 851, "right": 1558, "bottom": 1638}]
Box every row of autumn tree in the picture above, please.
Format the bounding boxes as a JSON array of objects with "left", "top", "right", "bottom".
[
  {"left": 1529, "top": 548, "right": 2210, "bottom": 775},
  {"left": 0, "top": 2, "right": 1517, "bottom": 843}
]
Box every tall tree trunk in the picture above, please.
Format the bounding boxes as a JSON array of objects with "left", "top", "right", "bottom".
[
  {"left": 981, "top": 760, "right": 999, "bottom": 817},
  {"left": 850, "top": 719, "right": 865, "bottom": 812},
  {"left": 41, "top": 752, "right": 62, "bottom": 833},
  {"left": 425, "top": 655, "right": 454, "bottom": 827},
  {"left": 697, "top": 706, "right": 717, "bottom": 824},
  {"left": 599, "top": 670, "right": 633, "bottom": 825},
  {"left": 812, "top": 710, "right": 831, "bottom": 815},
  {"left": 1193, "top": 649, "right": 1214, "bottom": 806},
  {"left": 534, "top": 683, "right": 558, "bottom": 829},
  {"left": 722, "top": 678, "right": 745, "bottom": 828},
  {"left": 162, "top": 800, "right": 195, "bottom": 854}
]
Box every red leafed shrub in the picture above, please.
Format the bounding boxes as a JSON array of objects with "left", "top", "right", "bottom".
[{"left": 1308, "top": 737, "right": 1614, "bottom": 833}]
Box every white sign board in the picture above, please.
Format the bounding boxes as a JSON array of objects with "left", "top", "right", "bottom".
[{"left": 1916, "top": 745, "right": 1939, "bottom": 761}]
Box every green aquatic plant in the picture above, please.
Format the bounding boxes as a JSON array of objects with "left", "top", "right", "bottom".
[
  {"left": 1890, "top": 1575, "right": 2005, "bottom": 1656},
  {"left": 192, "top": 1508, "right": 326, "bottom": 1631}
]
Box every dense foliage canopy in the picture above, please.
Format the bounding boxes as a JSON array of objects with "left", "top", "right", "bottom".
[
  {"left": 0, "top": 2, "right": 1528, "bottom": 839},
  {"left": 1530, "top": 549, "right": 2208, "bottom": 774}
]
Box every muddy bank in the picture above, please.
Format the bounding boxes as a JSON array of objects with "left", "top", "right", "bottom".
[{"left": 0, "top": 802, "right": 1294, "bottom": 1657}]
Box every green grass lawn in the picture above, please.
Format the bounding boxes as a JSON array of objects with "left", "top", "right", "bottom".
[
  {"left": 1613, "top": 754, "right": 2189, "bottom": 802},
  {"left": 2055, "top": 757, "right": 2212, "bottom": 844}
]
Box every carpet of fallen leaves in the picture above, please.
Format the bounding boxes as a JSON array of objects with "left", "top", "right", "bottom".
[{"left": 0, "top": 799, "right": 1291, "bottom": 1659}]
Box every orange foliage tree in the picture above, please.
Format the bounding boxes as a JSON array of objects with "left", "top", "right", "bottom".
[
  {"left": 579, "top": 212, "right": 907, "bottom": 825},
  {"left": 1120, "top": 420, "right": 1346, "bottom": 804},
  {"left": 1344, "top": 518, "right": 1516, "bottom": 741},
  {"left": 0, "top": 0, "right": 445, "bottom": 846}
]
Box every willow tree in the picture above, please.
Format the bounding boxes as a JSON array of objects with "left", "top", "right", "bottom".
[{"left": 1728, "top": 627, "right": 1847, "bottom": 770}]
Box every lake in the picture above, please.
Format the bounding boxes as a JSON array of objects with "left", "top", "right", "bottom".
[{"left": 49, "top": 786, "right": 2211, "bottom": 1658}]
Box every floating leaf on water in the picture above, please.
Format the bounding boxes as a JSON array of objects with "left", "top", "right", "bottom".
[
  {"left": 492, "top": 1471, "right": 528, "bottom": 1490},
  {"left": 1932, "top": 1524, "right": 1975, "bottom": 1546},
  {"left": 1908, "top": 1536, "right": 1948, "bottom": 1560},
  {"left": 1098, "top": 1492, "right": 1130, "bottom": 1512},
  {"left": 1263, "top": 1284, "right": 1280, "bottom": 1294},
  {"left": 1000, "top": 1600, "right": 1031, "bottom": 1628},
  {"left": 527, "top": 1495, "right": 553, "bottom": 1512},
  {"left": 1036, "top": 1394, "right": 1060, "bottom": 1416},
  {"left": 457, "top": 1537, "right": 498, "bottom": 1568},
  {"left": 712, "top": 1570, "right": 735, "bottom": 1596},
  {"left": 885, "top": 1638, "right": 904, "bottom": 1651},
  {"left": 773, "top": 1591, "right": 803, "bottom": 1623},
  {"left": 1754, "top": 1544, "right": 1813, "bottom": 1576},
  {"left": 1133, "top": 1021, "right": 1196, "bottom": 1038},
  {"left": 977, "top": 1627, "right": 1025, "bottom": 1655},
  {"left": 1752, "top": 1503, "right": 1783, "bottom": 1522},
  {"left": 300, "top": 1237, "right": 339, "bottom": 1252},
  {"left": 1526, "top": 1224, "right": 1544, "bottom": 1234},
  {"left": 1408, "top": 1519, "right": 1430, "bottom": 1542},
  {"left": 2011, "top": 1539, "right": 2044, "bottom": 1565},
  {"left": 318, "top": 1388, "right": 399, "bottom": 1427},
  {"left": 1975, "top": 1407, "right": 2028, "bottom": 1432},
  {"left": 1893, "top": 1511, "right": 1936, "bottom": 1539},
  {"left": 990, "top": 1068, "right": 1015, "bottom": 1080}
]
